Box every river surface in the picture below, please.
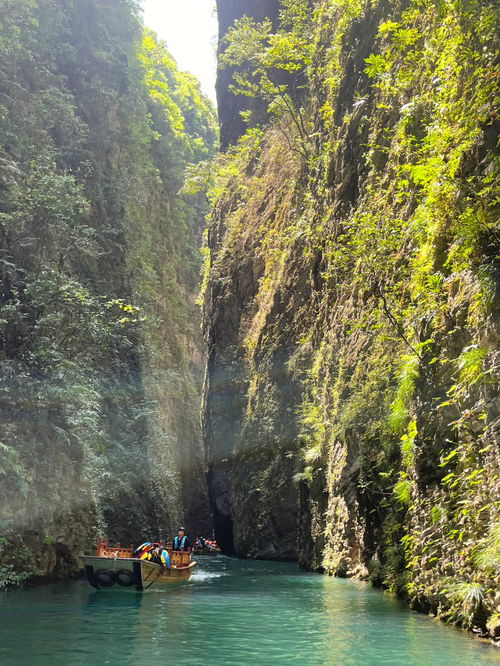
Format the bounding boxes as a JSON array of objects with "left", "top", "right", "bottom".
[{"left": 0, "top": 555, "right": 498, "bottom": 665}]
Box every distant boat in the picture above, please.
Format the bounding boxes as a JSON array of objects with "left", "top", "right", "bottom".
[
  {"left": 81, "top": 539, "right": 196, "bottom": 591},
  {"left": 193, "top": 544, "right": 221, "bottom": 555}
]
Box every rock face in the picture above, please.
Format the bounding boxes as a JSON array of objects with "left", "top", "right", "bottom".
[
  {"left": 0, "top": 0, "right": 215, "bottom": 585},
  {"left": 204, "top": 0, "right": 499, "bottom": 634},
  {"left": 216, "top": 0, "right": 280, "bottom": 149}
]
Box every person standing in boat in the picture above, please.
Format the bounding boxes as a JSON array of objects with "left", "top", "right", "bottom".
[{"left": 173, "top": 527, "right": 190, "bottom": 551}]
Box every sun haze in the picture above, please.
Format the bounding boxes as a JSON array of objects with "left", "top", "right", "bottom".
[{"left": 141, "top": 0, "right": 218, "bottom": 101}]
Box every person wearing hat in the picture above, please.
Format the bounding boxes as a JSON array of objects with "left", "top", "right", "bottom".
[{"left": 172, "top": 527, "right": 190, "bottom": 551}]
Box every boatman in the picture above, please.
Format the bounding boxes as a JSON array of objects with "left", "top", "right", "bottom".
[{"left": 173, "top": 527, "right": 190, "bottom": 551}]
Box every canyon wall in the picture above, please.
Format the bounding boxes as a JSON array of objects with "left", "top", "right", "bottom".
[
  {"left": 216, "top": 0, "right": 280, "bottom": 149},
  {"left": 0, "top": 0, "right": 215, "bottom": 585},
  {"left": 205, "top": 0, "right": 499, "bottom": 634}
]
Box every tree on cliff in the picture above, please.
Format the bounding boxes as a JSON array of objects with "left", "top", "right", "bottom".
[{"left": 220, "top": 0, "right": 314, "bottom": 157}]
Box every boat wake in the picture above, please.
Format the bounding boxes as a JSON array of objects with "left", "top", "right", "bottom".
[{"left": 190, "top": 570, "right": 226, "bottom": 582}]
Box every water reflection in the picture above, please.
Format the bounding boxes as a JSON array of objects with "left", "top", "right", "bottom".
[
  {"left": 82, "top": 591, "right": 145, "bottom": 663},
  {"left": 317, "top": 574, "right": 499, "bottom": 666},
  {"left": 0, "top": 557, "right": 498, "bottom": 666}
]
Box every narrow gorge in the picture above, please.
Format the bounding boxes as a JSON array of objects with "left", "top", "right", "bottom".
[{"left": 0, "top": 0, "right": 498, "bottom": 645}]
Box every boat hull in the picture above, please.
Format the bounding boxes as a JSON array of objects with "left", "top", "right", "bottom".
[{"left": 82, "top": 555, "right": 196, "bottom": 591}]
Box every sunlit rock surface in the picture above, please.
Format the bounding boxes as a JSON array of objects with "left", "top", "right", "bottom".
[{"left": 204, "top": 0, "right": 499, "bottom": 636}]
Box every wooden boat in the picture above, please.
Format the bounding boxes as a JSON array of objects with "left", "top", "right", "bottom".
[
  {"left": 193, "top": 545, "right": 221, "bottom": 555},
  {"left": 82, "top": 538, "right": 196, "bottom": 591}
]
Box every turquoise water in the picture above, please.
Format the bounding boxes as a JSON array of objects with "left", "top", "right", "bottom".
[{"left": 0, "top": 556, "right": 498, "bottom": 665}]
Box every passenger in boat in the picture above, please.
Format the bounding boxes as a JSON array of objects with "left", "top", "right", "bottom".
[
  {"left": 133, "top": 542, "right": 154, "bottom": 559},
  {"left": 133, "top": 542, "right": 170, "bottom": 567},
  {"left": 152, "top": 544, "right": 171, "bottom": 568},
  {"left": 173, "top": 527, "right": 190, "bottom": 551},
  {"left": 205, "top": 539, "right": 219, "bottom": 551}
]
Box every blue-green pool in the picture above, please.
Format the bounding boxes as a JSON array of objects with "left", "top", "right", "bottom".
[{"left": 0, "top": 556, "right": 498, "bottom": 665}]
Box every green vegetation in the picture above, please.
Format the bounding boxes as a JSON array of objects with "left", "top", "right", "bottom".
[
  {"left": 204, "top": 0, "right": 499, "bottom": 636},
  {"left": 221, "top": 0, "right": 313, "bottom": 157},
  {"left": 0, "top": 0, "right": 216, "bottom": 583}
]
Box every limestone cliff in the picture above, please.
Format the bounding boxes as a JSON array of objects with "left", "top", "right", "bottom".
[
  {"left": 216, "top": 0, "right": 280, "bottom": 148},
  {"left": 204, "top": 0, "right": 499, "bottom": 636},
  {"left": 0, "top": 0, "right": 215, "bottom": 585}
]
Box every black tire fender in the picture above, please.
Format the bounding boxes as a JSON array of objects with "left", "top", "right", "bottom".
[
  {"left": 115, "top": 569, "right": 135, "bottom": 587},
  {"left": 95, "top": 569, "right": 116, "bottom": 587}
]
